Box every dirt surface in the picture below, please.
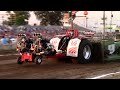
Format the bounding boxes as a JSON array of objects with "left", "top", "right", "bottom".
[
  {"left": 0, "top": 55, "right": 120, "bottom": 79},
  {"left": 0, "top": 50, "right": 17, "bottom": 55},
  {"left": 0, "top": 55, "right": 18, "bottom": 60},
  {"left": 0, "top": 50, "right": 18, "bottom": 60}
]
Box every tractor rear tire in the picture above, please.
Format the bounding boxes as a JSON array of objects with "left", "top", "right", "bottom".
[{"left": 77, "top": 39, "right": 92, "bottom": 64}]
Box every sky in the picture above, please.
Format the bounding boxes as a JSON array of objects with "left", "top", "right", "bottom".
[
  {"left": 0, "top": 11, "right": 120, "bottom": 27},
  {"left": 74, "top": 11, "right": 120, "bottom": 31},
  {"left": 75, "top": 11, "right": 120, "bottom": 25},
  {"left": 29, "top": 12, "right": 40, "bottom": 25}
]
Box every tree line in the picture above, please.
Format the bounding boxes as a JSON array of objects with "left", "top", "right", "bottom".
[{"left": 2, "top": 11, "right": 72, "bottom": 26}]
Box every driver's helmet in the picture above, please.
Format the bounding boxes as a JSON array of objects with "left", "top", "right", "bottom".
[{"left": 66, "top": 30, "right": 74, "bottom": 37}]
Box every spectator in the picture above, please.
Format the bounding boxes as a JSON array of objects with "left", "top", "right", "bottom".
[{"left": 1, "top": 36, "right": 8, "bottom": 45}]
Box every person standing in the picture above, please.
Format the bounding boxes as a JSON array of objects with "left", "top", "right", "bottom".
[{"left": 1, "top": 36, "right": 8, "bottom": 45}]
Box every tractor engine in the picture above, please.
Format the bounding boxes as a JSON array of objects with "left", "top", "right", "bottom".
[{"left": 44, "top": 43, "right": 56, "bottom": 56}]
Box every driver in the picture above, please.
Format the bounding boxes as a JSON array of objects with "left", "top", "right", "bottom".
[
  {"left": 31, "top": 33, "right": 43, "bottom": 51},
  {"left": 16, "top": 34, "right": 26, "bottom": 52},
  {"left": 32, "top": 32, "right": 50, "bottom": 51},
  {"left": 66, "top": 29, "right": 74, "bottom": 38},
  {"left": 16, "top": 34, "right": 33, "bottom": 52},
  {"left": 33, "top": 33, "right": 42, "bottom": 45},
  {"left": 66, "top": 29, "right": 78, "bottom": 38}
]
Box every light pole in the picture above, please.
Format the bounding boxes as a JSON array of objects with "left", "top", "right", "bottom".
[
  {"left": 103, "top": 11, "right": 106, "bottom": 36},
  {"left": 102, "top": 11, "right": 106, "bottom": 63},
  {"left": 110, "top": 11, "right": 113, "bottom": 32},
  {"left": 71, "top": 11, "right": 77, "bottom": 29},
  {"left": 71, "top": 16, "right": 74, "bottom": 29},
  {"left": 73, "top": 11, "right": 88, "bottom": 29},
  {"left": 2, "top": 16, "right": 4, "bottom": 25},
  {"left": 70, "top": 11, "right": 88, "bottom": 29},
  {"left": 86, "top": 17, "right": 88, "bottom": 28},
  {"left": 84, "top": 11, "right": 88, "bottom": 28}
]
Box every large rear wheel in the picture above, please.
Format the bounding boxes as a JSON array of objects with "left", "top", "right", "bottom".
[{"left": 77, "top": 39, "right": 92, "bottom": 64}]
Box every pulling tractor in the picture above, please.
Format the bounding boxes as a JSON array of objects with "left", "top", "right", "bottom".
[
  {"left": 45, "top": 29, "right": 120, "bottom": 64},
  {"left": 16, "top": 30, "right": 95, "bottom": 64},
  {"left": 44, "top": 11, "right": 120, "bottom": 64},
  {"left": 16, "top": 33, "right": 44, "bottom": 64},
  {"left": 16, "top": 12, "right": 120, "bottom": 64},
  {"left": 16, "top": 30, "right": 120, "bottom": 64},
  {"left": 47, "top": 29, "right": 95, "bottom": 64}
]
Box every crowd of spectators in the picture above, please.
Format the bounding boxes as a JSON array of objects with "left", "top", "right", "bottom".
[
  {"left": 0, "top": 25, "right": 68, "bottom": 45},
  {"left": 0, "top": 24, "right": 117, "bottom": 45}
]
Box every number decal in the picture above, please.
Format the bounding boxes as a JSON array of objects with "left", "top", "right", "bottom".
[{"left": 108, "top": 44, "right": 115, "bottom": 54}]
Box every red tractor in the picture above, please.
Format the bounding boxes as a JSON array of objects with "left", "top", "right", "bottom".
[
  {"left": 16, "top": 33, "right": 43, "bottom": 64},
  {"left": 42, "top": 11, "right": 96, "bottom": 64},
  {"left": 16, "top": 29, "right": 96, "bottom": 64},
  {"left": 17, "top": 47, "right": 43, "bottom": 65},
  {"left": 46, "top": 29, "right": 95, "bottom": 64},
  {"left": 16, "top": 11, "right": 96, "bottom": 64}
]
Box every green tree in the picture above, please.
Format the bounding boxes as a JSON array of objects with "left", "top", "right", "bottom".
[
  {"left": 34, "top": 11, "right": 66, "bottom": 26},
  {"left": 2, "top": 20, "right": 9, "bottom": 25},
  {"left": 6, "top": 11, "right": 30, "bottom": 25}
]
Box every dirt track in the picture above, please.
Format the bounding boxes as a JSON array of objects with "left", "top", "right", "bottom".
[{"left": 1, "top": 54, "right": 120, "bottom": 79}]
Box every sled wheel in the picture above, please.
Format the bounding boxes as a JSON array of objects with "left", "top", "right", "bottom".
[
  {"left": 78, "top": 39, "right": 92, "bottom": 64},
  {"left": 17, "top": 56, "right": 23, "bottom": 64},
  {"left": 35, "top": 56, "right": 42, "bottom": 64}
]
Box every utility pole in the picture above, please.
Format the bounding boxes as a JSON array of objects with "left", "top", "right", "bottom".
[
  {"left": 103, "top": 11, "right": 106, "bottom": 37},
  {"left": 71, "top": 11, "right": 77, "bottom": 29},
  {"left": 102, "top": 11, "right": 106, "bottom": 63},
  {"left": 2, "top": 16, "right": 4, "bottom": 25},
  {"left": 110, "top": 11, "right": 113, "bottom": 32},
  {"left": 71, "top": 16, "right": 74, "bottom": 29},
  {"left": 86, "top": 16, "right": 88, "bottom": 28}
]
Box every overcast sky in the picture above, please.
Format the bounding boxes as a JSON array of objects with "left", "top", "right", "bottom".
[{"left": 75, "top": 11, "right": 120, "bottom": 24}]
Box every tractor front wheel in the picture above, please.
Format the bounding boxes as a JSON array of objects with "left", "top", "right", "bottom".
[
  {"left": 35, "top": 56, "right": 42, "bottom": 64},
  {"left": 17, "top": 56, "right": 23, "bottom": 64}
]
